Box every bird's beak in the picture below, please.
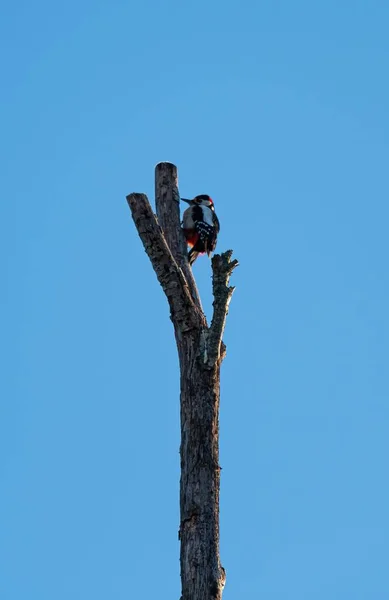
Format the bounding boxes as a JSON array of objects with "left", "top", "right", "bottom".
[{"left": 181, "top": 198, "right": 192, "bottom": 204}]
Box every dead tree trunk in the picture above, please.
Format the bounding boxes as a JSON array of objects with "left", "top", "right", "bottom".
[{"left": 126, "top": 162, "right": 238, "bottom": 600}]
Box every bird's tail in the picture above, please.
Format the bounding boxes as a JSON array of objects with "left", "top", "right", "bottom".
[{"left": 188, "top": 248, "right": 200, "bottom": 266}]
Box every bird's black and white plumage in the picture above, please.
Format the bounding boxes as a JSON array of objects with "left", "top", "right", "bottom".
[{"left": 181, "top": 194, "right": 220, "bottom": 265}]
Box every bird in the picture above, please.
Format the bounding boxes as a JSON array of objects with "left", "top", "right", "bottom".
[{"left": 181, "top": 194, "right": 220, "bottom": 266}]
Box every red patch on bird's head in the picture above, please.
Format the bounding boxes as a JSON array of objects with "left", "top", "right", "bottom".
[{"left": 195, "top": 194, "right": 214, "bottom": 207}]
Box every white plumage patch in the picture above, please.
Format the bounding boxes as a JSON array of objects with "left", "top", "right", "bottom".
[
  {"left": 182, "top": 207, "right": 195, "bottom": 229},
  {"left": 201, "top": 206, "right": 214, "bottom": 226}
]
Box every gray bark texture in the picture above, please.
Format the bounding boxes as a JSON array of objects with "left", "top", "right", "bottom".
[{"left": 126, "top": 162, "right": 238, "bottom": 600}]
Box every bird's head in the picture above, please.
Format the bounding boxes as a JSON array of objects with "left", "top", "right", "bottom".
[{"left": 181, "top": 194, "right": 215, "bottom": 209}]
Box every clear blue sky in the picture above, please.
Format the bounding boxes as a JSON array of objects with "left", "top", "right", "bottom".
[{"left": 2, "top": 1, "right": 389, "bottom": 598}]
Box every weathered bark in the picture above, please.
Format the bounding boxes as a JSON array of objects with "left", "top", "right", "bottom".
[
  {"left": 126, "top": 163, "right": 237, "bottom": 600},
  {"left": 126, "top": 193, "right": 200, "bottom": 332},
  {"left": 154, "top": 162, "right": 204, "bottom": 316}
]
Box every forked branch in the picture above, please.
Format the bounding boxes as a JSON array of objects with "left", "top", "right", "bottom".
[
  {"left": 126, "top": 192, "right": 201, "bottom": 332},
  {"left": 126, "top": 164, "right": 238, "bottom": 600}
]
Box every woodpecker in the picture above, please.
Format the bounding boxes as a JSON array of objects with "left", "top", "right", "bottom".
[{"left": 181, "top": 194, "right": 220, "bottom": 266}]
